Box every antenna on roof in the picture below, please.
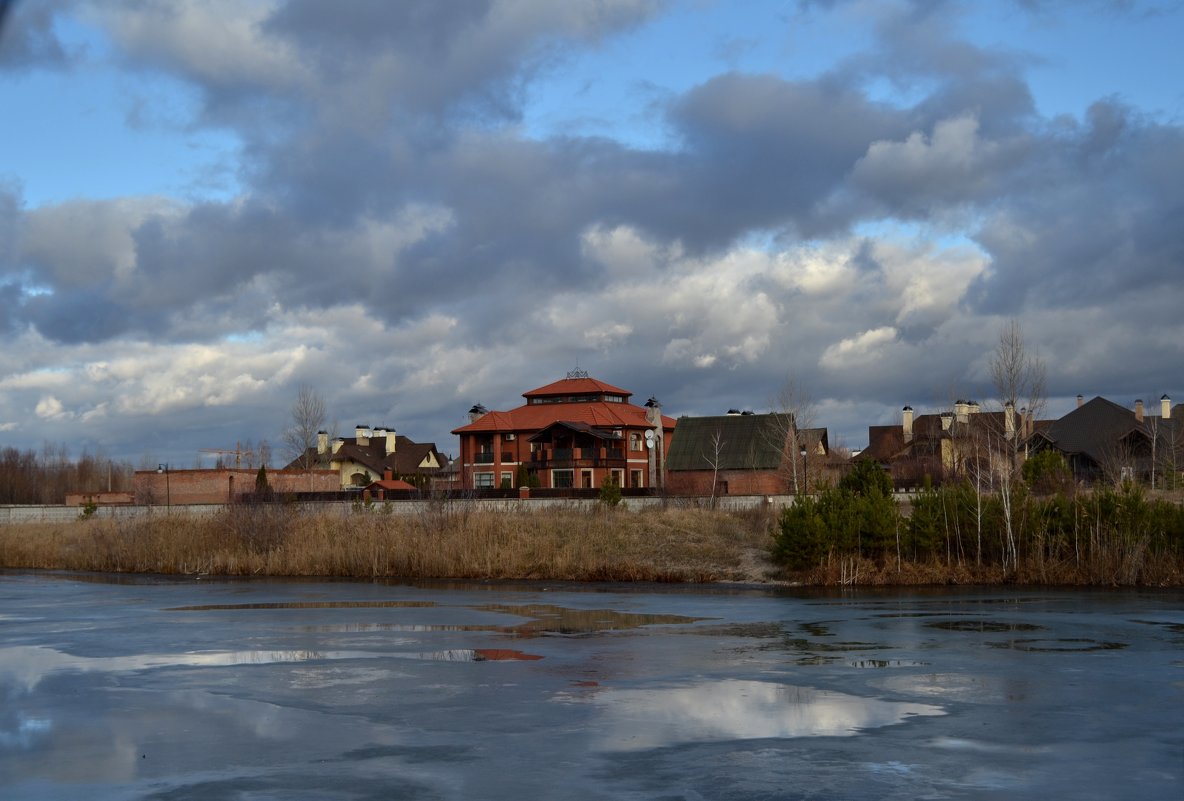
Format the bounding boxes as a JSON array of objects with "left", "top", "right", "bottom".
[{"left": 566, "top": 364, "right": 590, "bottom": 379}]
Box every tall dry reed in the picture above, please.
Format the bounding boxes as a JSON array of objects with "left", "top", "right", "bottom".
[{"left": 0, "top": 504, "right": 777, "bottom": 583}]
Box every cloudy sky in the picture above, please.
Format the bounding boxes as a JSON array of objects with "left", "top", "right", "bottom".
[{"left": 1, "top": 0, "right": 1181, "bottom": 466}]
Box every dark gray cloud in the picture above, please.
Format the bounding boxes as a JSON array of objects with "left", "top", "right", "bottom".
[
  {"left": 0, "top": 0, "right": 76, "bottom": 70},
  {"left": 1, "top": 0, "right": 1180, "bottom": 459}
]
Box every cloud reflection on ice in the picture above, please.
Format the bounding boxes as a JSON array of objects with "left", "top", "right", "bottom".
[{"left": 585, "top": 679, "right": 944, "bottom": 751}]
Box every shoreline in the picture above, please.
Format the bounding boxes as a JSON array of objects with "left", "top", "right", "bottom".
[{"left": 2, "top": 505, "right": 1181, "bottom": 588}]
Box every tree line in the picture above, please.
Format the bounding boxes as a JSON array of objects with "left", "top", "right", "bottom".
[
  {"left": 0, "top": 445, "right": 136, "bottom": 505},
  {"left": 774, "top": 456, "right": 1184, "bottom": 585}
]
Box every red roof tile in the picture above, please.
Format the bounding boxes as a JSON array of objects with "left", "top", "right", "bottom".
[{"left": 522, "top": 377, "right": 632, "bottom": 399}]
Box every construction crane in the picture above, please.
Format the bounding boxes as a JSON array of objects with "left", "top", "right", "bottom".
[{"left": 198, "top": 447, "right": 249, "bottom": 468}]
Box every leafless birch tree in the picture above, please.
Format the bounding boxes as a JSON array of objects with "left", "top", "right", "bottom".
[{"left": 283, "top": 385, "right": 328, "bottom": 471}]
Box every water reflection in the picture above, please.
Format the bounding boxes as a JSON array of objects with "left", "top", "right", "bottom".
[
  {"left": 169, "top": 600, "right": 705, "bottom": 637},
  {"left": 928, "top": 620, "right": 1045, "bottom": 633},
  {"left": 580, "top": 679, "right": 944, "bottom": 751},
  {"left": 0, "top": 643, "right": 544, "bottom": 693}
]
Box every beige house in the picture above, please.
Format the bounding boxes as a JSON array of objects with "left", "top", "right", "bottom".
[{"left": 285, "top": 426, "right": 446, "bottom": 489}]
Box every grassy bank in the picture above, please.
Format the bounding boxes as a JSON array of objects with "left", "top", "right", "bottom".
[
  {"left": 4, "top": 500, "right": 1182, "bottom": 586},
  {"left": 0, "top": 505, "right": 778, "bottom": 583}
]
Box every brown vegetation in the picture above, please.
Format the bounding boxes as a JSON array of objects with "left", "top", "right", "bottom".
[
  {"left": 4, "top": 495, "right": 1181, "bottom": 587},
  {"left": 0, "top": 505, "right": 779, "bottom": 583}
]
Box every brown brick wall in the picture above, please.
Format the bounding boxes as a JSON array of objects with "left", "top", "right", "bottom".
[
  {"left": 133, "top": 469, "right": 339, "bottom": 505},
  {"left": 666, "top": 469, "right": 788, "bottom": 496}
]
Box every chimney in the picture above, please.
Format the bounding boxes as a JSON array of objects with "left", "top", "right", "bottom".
[
  {"left": 968, "top": 400, "right": 980, "bottom": 415},
  {"left": 356, "top": 424, "right": 370, "bottom": 445},
  {"left": 1134, "top": 400, "right": 1143, "bottom": 423},
  {"left": 902, "top": 406, "right": 914, "bottom": 443},
  {"left": 386, "top": 428, "right": 397, "bottom": 456},
  {"left": 644, "top": 396, "right": 662, "bottom": 426},
  {"left": 1162, "top": 395, "right": 1171, "bottom": 420},
  {"left": 954, "top": 400, "right": 969, "bottom": 424},
  {"left": 317, "top": 430, "right": 328, "bottom": 455},
  {"left": 468, "top": 404, "right": 488, "bottom": 424},
  {"left": 940, "top": 412, "right": 953, "bottom": 431},
  {"left": 1004, "top": 402, "right": 1015, "bottom": 439},
  {"left": 1076, "top": 394, "right": 1084, "bottom": 408},
  {"left": 331, "top": 438, "right": 343, "bottom": 454}
]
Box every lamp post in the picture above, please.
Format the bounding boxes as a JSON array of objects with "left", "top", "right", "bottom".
[
  {"left": 157, "top": 463, "right": 171, "bottom": 510},
  {"left": 799, "top": 447, "right": 808, "bottom": 495}
]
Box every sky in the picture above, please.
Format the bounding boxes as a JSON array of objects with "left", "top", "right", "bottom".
[{"left": 1, "top": 0, "right": 1182, "bottom": 468}]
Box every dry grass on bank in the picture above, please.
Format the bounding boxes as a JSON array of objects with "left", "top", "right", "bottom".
[{"left": 0, "top": 505, "right": 780, "bottom": 583}]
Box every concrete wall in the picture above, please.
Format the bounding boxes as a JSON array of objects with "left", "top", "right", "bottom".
[{"left": 1, "top": 494, "right": 797, "bottom": 525}]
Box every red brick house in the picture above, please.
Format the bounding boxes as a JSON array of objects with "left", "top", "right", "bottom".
[
  {"left": 451, "top": 373, "right": 677, "bottom": 490},
  {"left": 664, "top": 413, "right": 829, "bottom": 496}
]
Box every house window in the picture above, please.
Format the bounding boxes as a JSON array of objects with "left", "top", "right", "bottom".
[
  {"left": 611, "top": 469, "right": 624, "bottom": 487},
  {"left": 630, "top": 470, "right": 643, "bottom": 488},
  {"left": 474, "top": 472, "right": 495, "bottom": 488},
  {"left": 629, "top": 433, "right": 641, "bottom": 451},
  {"left": 501, "top": 471, "right": 513, "bottom": 488},
  {"left": 581, "top": 470, "right": 593, "bottom": 488},
  {"left": 552, "top": 469, "right": 573, "bottom": 488}
]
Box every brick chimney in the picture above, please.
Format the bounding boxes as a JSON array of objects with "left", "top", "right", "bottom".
[
  {"left": 1134, "top": 400, "right": 1144, "bottom": 423},
  {"left": 1076, "top": 394, "right": 1084, "bottom": 408},
  {"left": 1004, "top": 402, "right": 1015, "bottom": 439},
  {"left": 468, "top": 404, "right": 488, "bottom": 424},
  {"left": 1162, "top": 395, "right": 1172, "bottom": 420},
  {"left": 356, "top": 424, "right": 370, "bottom": 446},
  {"left": 902, "top": 406, "right": 914, "bottom": 443},
  {"left": 940, "top": 412, "right": 953, "bottom": 431},
  {"left": 385, "top": 428, "right": 397, "bottom": 456},
  {"left": 317, "top": 431, "right": 328, "bottom": 455}
]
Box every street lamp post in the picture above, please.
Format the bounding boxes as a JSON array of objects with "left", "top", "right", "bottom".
[
  {"left": 799, "top": 447, "right": 808, "bottom": 495},
  {"left": 157, "top": 463, "right": 171, "bottom": 510}
]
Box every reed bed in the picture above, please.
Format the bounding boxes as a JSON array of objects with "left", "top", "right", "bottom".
[{"left": 0, "top": 504, "right": 779, "bottom": 583}]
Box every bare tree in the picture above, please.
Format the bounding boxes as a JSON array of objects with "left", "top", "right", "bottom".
[
  {"left": 704, "top": 427, "right": 726, "bottom": 508},
  {"left": 768, "top": 374, "right": 816, "bottom": 493},
  {"left": 283, "top": 385, "right": 328, "bottom": 472},
  {"left": 988, "top": 320, "right": 1046, "bottom": 571}
]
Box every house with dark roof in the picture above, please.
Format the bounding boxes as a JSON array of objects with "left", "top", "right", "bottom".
[
  {"left": 860, "top": 401, "right": 1036, "bottom": 488},
  {"left": 450, "top": 372, "right": 676, "bottom": 490},
  {"left": 283, "top": 425, "right": 446, "bottom": 489},
  {"left": 1030, "top": 395, "right": 1182, "bottom": 484},
  {"left": 664, "top": 412, "right": 829, "bottom": 496}
]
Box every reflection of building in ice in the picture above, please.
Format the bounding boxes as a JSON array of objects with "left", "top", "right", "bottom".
[{"left": 585, "top": 679, "right": 944, "bottom": 751}]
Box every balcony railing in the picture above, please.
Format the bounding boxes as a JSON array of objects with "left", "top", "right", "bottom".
[
  {"left": 529, "top": 447, "right": 626, "bottom": 467},
  {"left": 474, "top": 452, "right": 495, "bottom": 464}
]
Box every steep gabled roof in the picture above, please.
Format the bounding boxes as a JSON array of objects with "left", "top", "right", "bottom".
[
  {"left": 1038, "top": 396, "right": 1146, "bottom": 466},
  {"left": 283, "top": 434, "right": 444, "bottom": 475},
  {"left": 665, "top": 414, "right": 793, "bottom": 471}
]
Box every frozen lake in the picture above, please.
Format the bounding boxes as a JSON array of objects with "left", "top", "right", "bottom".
[{"left": 1, "top": 572, "right": 1181, "bottom": 800}]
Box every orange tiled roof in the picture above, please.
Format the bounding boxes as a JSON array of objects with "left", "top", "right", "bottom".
[
  {"left": 453, "top": 400, "right": 675, "bottom": 434},
  {"left": 522, "top": 377, "right": 632, "bottom": 399}
]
